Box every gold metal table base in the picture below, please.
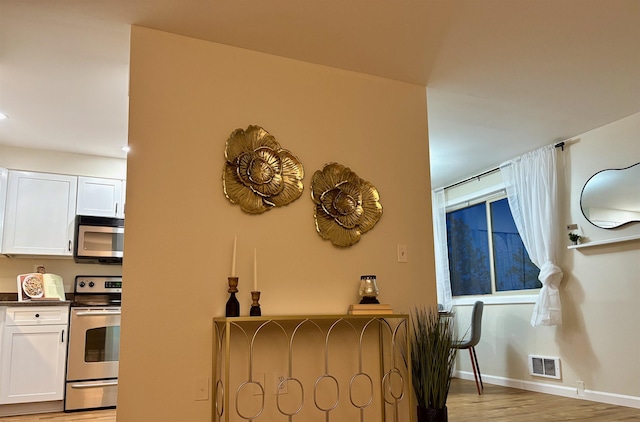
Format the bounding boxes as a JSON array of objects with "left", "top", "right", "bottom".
[{"left": 213, "top": 314, "right": 412, "bottom": 422}]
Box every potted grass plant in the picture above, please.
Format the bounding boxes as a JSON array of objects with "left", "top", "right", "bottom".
[
  {"left": 568, "top": 232, "right": 582, "bottom": 245},
  {"left": 406, "top": 306, "right": 457, "bottom": 422}
]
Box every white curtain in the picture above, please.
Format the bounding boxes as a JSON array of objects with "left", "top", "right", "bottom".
[
  {"left": 432, "top": 188, "right": 453, "bottom": 311},
  {"left": 500, "top": 144, "right": 564, "bottom": 327}
]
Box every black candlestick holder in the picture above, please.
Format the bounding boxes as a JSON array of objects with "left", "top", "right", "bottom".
[
  {"left": 250, "top": 291, "right": 261, "bottom": 316},
  {"left": 225, "top": 277, "right": 240, "bottom": 317}
]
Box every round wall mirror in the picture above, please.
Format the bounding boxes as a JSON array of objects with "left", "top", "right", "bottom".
[{"left": 580, "top": 162, "right": 640, "bottom": 229}]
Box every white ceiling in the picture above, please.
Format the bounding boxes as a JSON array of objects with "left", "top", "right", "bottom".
[{"left": 0, "top": 0, "right": 638, "bottom": 188}]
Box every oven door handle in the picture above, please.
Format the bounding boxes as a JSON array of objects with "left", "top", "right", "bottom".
[
  {"left": 74, "top": 310, "right": 122, "bottom": 316},
  {"left": 70, "top": 381, "right": 119, "bottom": 389}
]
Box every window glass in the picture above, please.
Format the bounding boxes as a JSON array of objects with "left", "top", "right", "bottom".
[
  {"left": 490, "top": 199, "right": 541, "bottom": 291},
  {"left": 446, "top": 202, "right": 491, "bottom": 296},
  {"left": 446, "top": 196, "right": 541, "bottom": 297}
]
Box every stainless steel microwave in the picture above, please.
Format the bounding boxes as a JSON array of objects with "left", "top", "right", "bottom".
[{"left": 73, "top": 216, "right": 124, "bottom": 264}]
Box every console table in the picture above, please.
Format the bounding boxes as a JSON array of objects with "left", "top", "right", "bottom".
[{"left": 212, "top": 314, "right": 412, "bottom": 422}]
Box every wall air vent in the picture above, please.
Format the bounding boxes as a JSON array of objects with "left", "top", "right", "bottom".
[{"left": 528, "top": 355, "right": 561, "bottom": 379}]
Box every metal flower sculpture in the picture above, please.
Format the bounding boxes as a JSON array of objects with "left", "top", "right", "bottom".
[
  {"left": 311, "top": 163, "right": 383, "bottom": 247},
  {"left": 223, "top": 125, "right": 304, "bottom": 214}
]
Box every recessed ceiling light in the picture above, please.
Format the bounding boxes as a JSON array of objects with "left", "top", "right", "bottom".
[
  {"left": 121, "top": 146, "right": 130, "bottom": 153},
  {"left": 0, "top": 112, "right": 8, "bottom": 120}
]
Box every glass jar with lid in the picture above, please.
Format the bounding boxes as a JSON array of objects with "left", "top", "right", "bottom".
[{"left": 358, "top": 275, "right": 380, "bottom": 304}]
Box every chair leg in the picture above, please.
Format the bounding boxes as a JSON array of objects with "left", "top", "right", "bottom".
[
  {"left": 470, "top": 346, "right": 483, "bottom": 394},
  {"left": 468, "top": 348, "right": 481, "bottom": 395}
]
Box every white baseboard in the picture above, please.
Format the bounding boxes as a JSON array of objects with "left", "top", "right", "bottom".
[{"left": 454, "top": 370, "right": 640, "bottom": 409}]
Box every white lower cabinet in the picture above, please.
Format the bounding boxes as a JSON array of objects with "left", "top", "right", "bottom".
[{"left": 0, "top": 306, "right": 69, "bottom": 404}]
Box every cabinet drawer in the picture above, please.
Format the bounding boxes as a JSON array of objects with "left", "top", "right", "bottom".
[{"left": 4, "top": 306, "right": 69, "bottom": 326}]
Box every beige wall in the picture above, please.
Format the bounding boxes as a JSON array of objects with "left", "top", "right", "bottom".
[
  {"left": 0, "top": 144, "right": 126, "bottom": 180},
  {"left": 449, "top": 113, "right": 640, "bottom": 403},
  {"left": 0, "top": 145, "right": 126, "bottom": 292},
  {"left": 561, "top": 112, "right": 640, "bottom": 398},
  {"left": 118, "top": 26, "right": 435, "bottom": 422}
]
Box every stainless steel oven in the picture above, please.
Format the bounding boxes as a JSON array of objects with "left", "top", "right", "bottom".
[{"left": 65, "top": 275, "right": 122, "bottom": 412}]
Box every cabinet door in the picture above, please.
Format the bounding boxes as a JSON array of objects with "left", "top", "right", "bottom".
[
  {"left": 121, "top": 179, "right": 126, "bottom": 217},
  {"left": 77, "top": 176, "right": 124, "bottom": 218},
  {"left": 0, "top": 168, "right": 7, "bottom": 254},
  {"left": 2, "top": 171, "right": 77, "bottom": 255},
  {"left": 0, "top": 324, "right": 67, "bottom": 404}
]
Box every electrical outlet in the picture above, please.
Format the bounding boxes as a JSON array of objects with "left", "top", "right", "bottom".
[
  {"left": 576, "top": 380, "right": 585, "bottom": 397},
  {"left": 195, "top": 377, "right": 209, "bottom": 401},
  {"left": 276, "top": 375, "right": 288, "bottom": 394},
  {"left": 567, "top": 224, "right": 578, "bottom": 230},
  {"left": 397, "top": 244, "right": 408, "bottom": 263}
]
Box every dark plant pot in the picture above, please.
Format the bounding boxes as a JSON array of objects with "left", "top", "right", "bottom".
[{"left": 417, "top": 405, "right": 448, "bottom": 422}]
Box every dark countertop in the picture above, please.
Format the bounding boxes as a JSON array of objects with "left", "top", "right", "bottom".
[
  {"left": 0, "top": 300, "right": 71, "bottom": 307},
  {"left": 0, "top": 292, "right": 72, "bottom": 306}
]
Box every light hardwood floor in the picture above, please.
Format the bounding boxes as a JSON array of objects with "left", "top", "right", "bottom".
[
  {"left": 447, "top": 378, "right": 640, "bottom": 421},
  {"left": 0, "top": 379, "right": 639, "bottom": 421},
  {"left": 0, "top": 409, "right": 116, "bottom": 421}
]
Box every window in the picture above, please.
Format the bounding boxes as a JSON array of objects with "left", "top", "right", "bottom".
[{"left": 446, "top": 195, "right": 541, "bottom": 297}]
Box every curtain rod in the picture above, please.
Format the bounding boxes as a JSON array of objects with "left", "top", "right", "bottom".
[{"left": 443, "top": 141, "right": 567, "bottom": 190}]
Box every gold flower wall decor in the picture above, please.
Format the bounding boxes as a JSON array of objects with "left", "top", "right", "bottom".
[
  {"left": 223, "top": 125, "right": 304, "bottom": 214},
  {"left": 311, "top": 163, "right": 383, "bottom": 247}
]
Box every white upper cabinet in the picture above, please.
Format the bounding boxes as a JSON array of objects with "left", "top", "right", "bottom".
[
  {"left": 121, "top": 179, "right": 126, "bottom": 217},
  {"left": 2, "top": 171, "right": 77, "bottom": 256},
  {"left": 0, "top": 168, "right": 7, "bottom": 254},
  {"left": 76, "top": 176, "right": 124, "bottom": 218}
]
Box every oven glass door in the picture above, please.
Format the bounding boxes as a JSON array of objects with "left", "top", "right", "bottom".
[{"left": 67, "top": 307, "right": 121, "bottom": 381}]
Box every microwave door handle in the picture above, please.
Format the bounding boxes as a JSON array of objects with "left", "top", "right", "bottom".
[{"left": 80, "top": 226, "right": 124, "bottom": 234}]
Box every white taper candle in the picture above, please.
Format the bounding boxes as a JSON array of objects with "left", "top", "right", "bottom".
[
  {"left": 231, "top": 235, "right": 237, "bottom": 277},
  {"left": 253, "top": 248, "right": 258, "bottom": 291}
]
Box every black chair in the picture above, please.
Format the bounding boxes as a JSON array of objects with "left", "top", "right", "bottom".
[{"left": 453, "top": 300, "right": 484, "bottom": 394}]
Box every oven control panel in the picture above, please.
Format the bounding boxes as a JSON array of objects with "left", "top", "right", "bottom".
[{"left": 74, "top": 276, "right": 123, "bottom": 294}]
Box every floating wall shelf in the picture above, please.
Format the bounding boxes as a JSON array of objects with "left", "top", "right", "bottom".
[{"left": 567, "top": 234, "right": 640, "bottom": 250}]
